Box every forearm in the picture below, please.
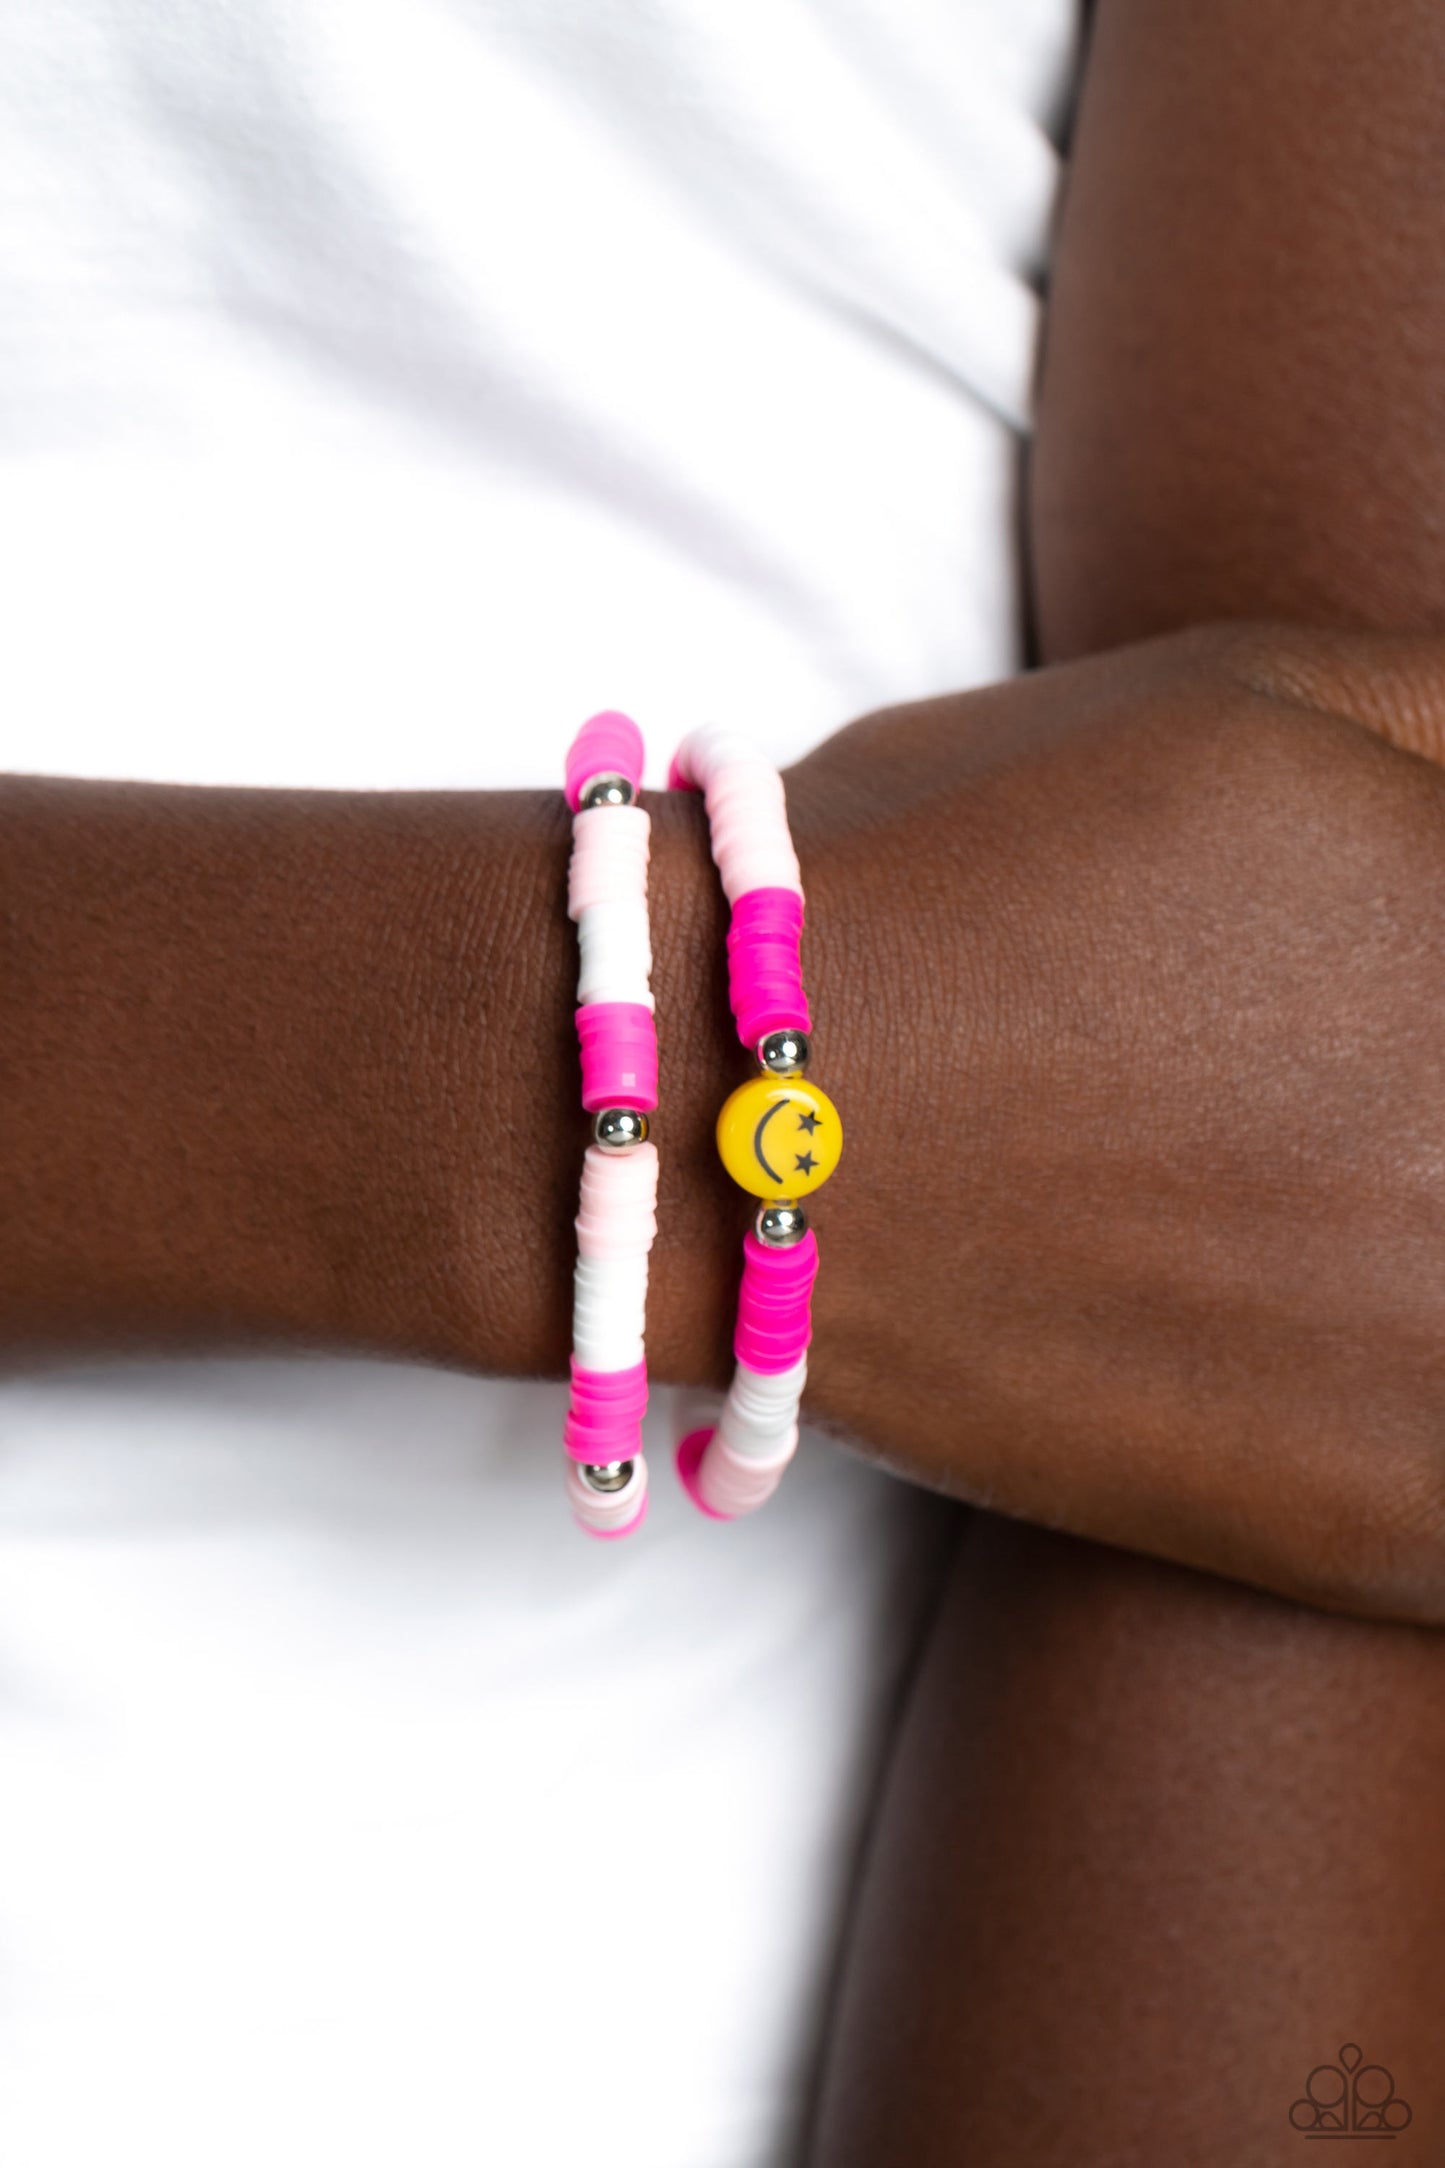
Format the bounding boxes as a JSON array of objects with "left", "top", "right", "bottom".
[
  {"left": 1031, "top": 0, "right": 1445, "bottom": 654},
  {"left": 0, "top": 771, "right": 734, "bottom": 1381},
  {"left": 939, "top": 12, "right": 1445, "bottom": 2152}
]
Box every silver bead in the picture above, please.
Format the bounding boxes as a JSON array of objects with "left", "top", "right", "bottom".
[
  {"left": 581, "top": 1459, "right": 635, "bottom": 1493},
  {"left": 593, "top": 1106, "right": 650, "bottom": 1150},
  {"left": 757, "top": 1028, "right": 810, "bottom": 1075},
  {"left": 756, "top": 1200, "right": 808, "bottom": 1248},
  {"left": 579, "top": 771, "right": 636, "bottom": 810}
]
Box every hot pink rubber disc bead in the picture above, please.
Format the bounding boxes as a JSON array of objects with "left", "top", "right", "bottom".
[{"left": 565, "top": 710, "right": 645, "bottom": 811}]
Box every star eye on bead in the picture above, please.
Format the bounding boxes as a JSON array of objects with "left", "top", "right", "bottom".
[
  {"left": 669, "top": 725, "right": 841, "bottom": 1526},
  {"left": 714, "top": 1074, "right": 842, "bottom": 1199}
]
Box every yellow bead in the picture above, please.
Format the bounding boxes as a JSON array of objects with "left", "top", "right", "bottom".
[{"left": 715, "top": 1075, "right": 842, "bottom": 1200}]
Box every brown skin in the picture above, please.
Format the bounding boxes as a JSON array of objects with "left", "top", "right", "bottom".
[
  {"left": 1032, "top": 0, "right": 1445, "bottom": 654},
  {"left": 792, "top": 628, "right": 1445, "bottom": 1624},
  {"left": 811, "top": 1527, "right": 1445, "bottom": 2166},
  {"left": 0, "top": 772, "right": 732, "bottom": 1381},
  {"left": 9, "top": 630, "right": 1445, "bottom": 1620},
  {"left": 7, "top": 6, "right": 1445, "bottom": 2153},
  {"left": 811, "top": 3, "right": 1445, "bottom": 2162}
]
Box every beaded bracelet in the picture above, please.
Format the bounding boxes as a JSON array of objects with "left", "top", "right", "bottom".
[
  {"left": 562, "top": 711, "right": 658, "bottom": 1540},
  {"left": 667, "top": 730, "right": 842, "bottom": 1520}
]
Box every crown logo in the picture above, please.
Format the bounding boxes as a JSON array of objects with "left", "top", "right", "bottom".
[{"left": 1289, "top": 2043, "right": 1412, "bottom": 2138}]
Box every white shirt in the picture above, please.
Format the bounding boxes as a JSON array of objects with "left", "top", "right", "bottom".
[{"left": 0, "top": 5, "right": 1077, "bottom": 2162}]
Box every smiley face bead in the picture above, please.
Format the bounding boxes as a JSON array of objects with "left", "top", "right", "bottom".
[{"left": 715, "top": 1075, "right": 842, "bottom": 1200}]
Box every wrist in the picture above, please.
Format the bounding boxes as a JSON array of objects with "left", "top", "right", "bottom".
[
  {"left": 0, "top": 769, "right": 791, "bottom": 1401},
  {"left": 418, "top": 778, "right": 739, "bottom": 1392}
]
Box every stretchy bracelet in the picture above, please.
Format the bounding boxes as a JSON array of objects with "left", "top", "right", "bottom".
[
  {"left": 562, "top": 711, "right": 658, "bottom": 1540},
  {"left": 668, "top": 729, "right": 842, "bottom": 1520}
]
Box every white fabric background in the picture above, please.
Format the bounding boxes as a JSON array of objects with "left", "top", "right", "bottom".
[{"left": 0, "top": 4, "right": 1078, "bottom": 2162}]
